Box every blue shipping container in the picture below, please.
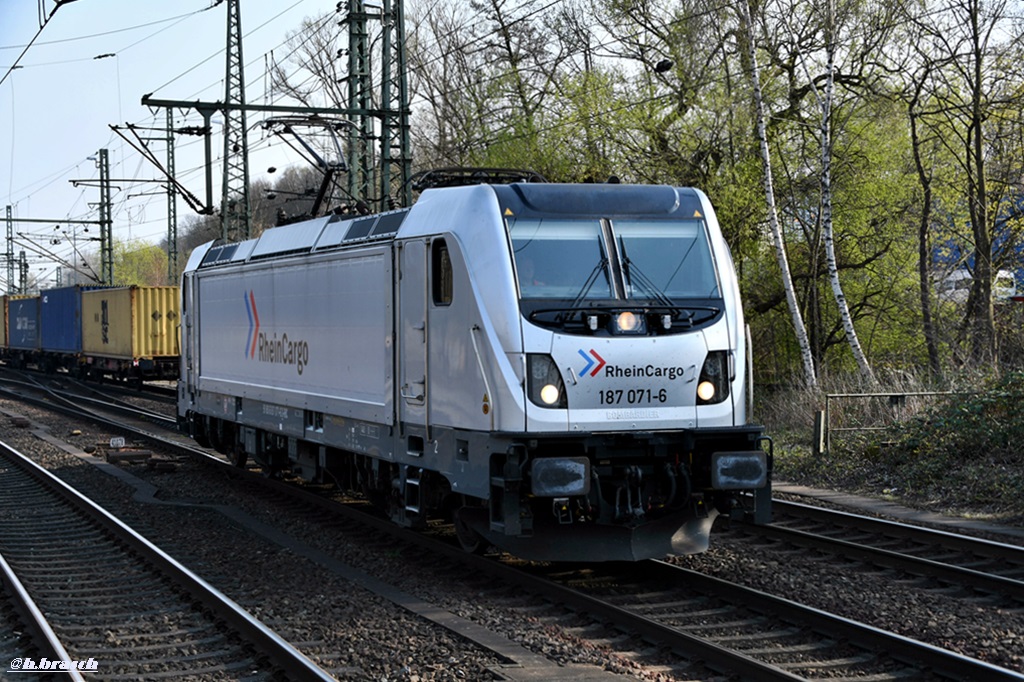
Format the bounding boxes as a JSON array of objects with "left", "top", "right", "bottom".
[
  {"left": 40, "top": 285, "right": 107, "bottom": 354},
  {"left": 7, "top": 296, "right": 40, "bottom": 350}
]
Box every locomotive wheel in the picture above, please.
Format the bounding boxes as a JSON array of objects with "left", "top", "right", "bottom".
[
  {"left": 453, "top": 505, "right": 487, "bottom": 554},
  {"left": 230, "top": 445, "right": 248, "bottom": 468},
  {"left": 208, "top": 420, "right": 226, "bottom": 454},
  {"left": 190, "top": 414, "right": 212, "bottom": 448}
]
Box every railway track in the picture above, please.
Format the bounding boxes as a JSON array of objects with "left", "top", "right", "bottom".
[
  {"left": 2, "top": 377, "right": 1022, "bottom": 679},
  {"left": 0, "top": 437, "right": 335, "bottom": 681},
  {"left": 735, "top": 498, "right": 1024, "bottom": 602},
  {"left": 1, "top": 552, "right": 84, "bottom": 682},
  {"left": 520, "top": 559, "right": 1022, "bottom": 680},
  {"left": 124, "top": 458, "right": 1024, "bottom": 678},
  {"left": 234, "top": 482, "right": 1023, "bottom": 680},
  {"left": 0, "top": 369, "right": 179, "bottom": 432}
]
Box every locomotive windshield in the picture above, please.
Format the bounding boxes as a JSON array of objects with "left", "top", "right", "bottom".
[
  {"left": 510, "top": 219, "right": 612, "bottom": 300},
  {"left": 510, "top": 217, "right": 718, "bottom": 302},
  {"left": 509, "top": 215, "right": 723, "bottom": 334},
  {"left": 615, "top": 219, "right": 719, "bottom": 299}
]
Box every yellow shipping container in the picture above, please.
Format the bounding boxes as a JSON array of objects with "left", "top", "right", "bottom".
[{"left": 82, "top": 286, "right": 180, "bottom": 361}]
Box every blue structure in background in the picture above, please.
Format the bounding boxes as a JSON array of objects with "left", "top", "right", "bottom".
[{"left": 933, "top": 195, "right": 1024, "bottom": 299}]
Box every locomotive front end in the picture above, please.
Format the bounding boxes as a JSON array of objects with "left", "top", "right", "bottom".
[{"left": 459, "top": 184, "right": 770, "bottom": 561}]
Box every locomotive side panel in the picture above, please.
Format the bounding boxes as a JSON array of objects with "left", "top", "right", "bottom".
[
  {"left": 391, "top": 234, "right": 528, "bottom": 501},
  {"left": 399, "top": 234, "right": 528, "bottom": 434},
  {"left": 192, "top": 246, "right": 394, "bottom": 425},
  {"left": 397, "top": 185, "right": 525, "bottom": 377}
]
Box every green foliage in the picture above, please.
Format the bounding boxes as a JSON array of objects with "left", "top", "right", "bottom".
[{"left": 112, "top": 240, "right": 168, "bottom": 287}]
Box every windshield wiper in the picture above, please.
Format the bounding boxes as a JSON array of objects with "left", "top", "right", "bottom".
[{"left": 567, "top": 256, "right": 609, "bottom": 310}]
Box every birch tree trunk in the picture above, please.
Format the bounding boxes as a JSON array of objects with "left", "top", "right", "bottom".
[
  {"left": 739, "top": 0, "right": 817, "bottom": 388},
  {"left": 814, "top": 0, "right": 876, "bottom": 385}
]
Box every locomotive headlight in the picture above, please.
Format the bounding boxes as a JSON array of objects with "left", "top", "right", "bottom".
[
  {"left": 697, "top": 380, "right": 716, "bottom": 402},
  {"left": 527, "top": 354, "right": 567, "bottom": 408},
  {"left": 540, "top": 384, "right": 560, "bottom": 405},
  {"left": 612, "top": 311, "right": 646, "bottom": 335},
  {"left": 696, "top": 351, "right": 731, "bottom": 405}
]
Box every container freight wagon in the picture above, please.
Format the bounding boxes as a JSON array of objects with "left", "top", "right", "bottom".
[
  {"left": 81, "top": 286, "right": 180, "bottom": 381},
  {"left": 5, "top": 295, "right": 40, "bottom": 368}
]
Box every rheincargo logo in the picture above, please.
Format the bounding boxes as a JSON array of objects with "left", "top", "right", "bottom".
[
  {"left": 244, "top": 291, "right": 260, "bottom": 358},
  {"left": 603, "top": 363, "right": 691, "bottom": 381},
  {"left": 577, "top": 349, "right": 606, "bottom": 377},
  {"left": 244, "top": 291, "right": 310, "bottom": 375},
  {"left": 577, "top": 349, "right": 689, "bottom": 381}
]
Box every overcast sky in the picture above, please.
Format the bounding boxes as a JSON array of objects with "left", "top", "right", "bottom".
[{"left": 1, "top": 0, "right": 340, "bottom": 286}]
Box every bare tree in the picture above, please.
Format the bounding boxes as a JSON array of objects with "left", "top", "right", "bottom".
[
  {"left": 738, "top": 0, "right": 817, "bottom": 388},
  {"left": 407, "top": 1, "right": 498, "bottom": 166},
  {"left": 906, "top": 0, "right": 1020, "bottom": 365},
  {"left": 270, "top": 13, "right": 347, "bottom": 109},
  {"left": 907, "top": 63, "right": 945, "bottom": 379},
  {"left": 782, "top": 0, "right": 877, "bottom": 385}
]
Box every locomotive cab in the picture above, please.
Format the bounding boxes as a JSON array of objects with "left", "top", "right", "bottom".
[
  {"left": 443, "top": 184, "right": 770, "bottom": 560},
  {"left": 393, "top": 183, "right": 770, "bottom": 560}
]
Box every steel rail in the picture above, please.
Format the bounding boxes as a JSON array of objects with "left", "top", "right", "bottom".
[
  {"left": 0, "top": 439, "right": 336, "bottom": 682},
  {"left": 0, "top": 552, "right": 87, "bottom": 682},
  {"left": 0, "top": 378, "right": 179, "bottom": 440},
  {"left": 634, "top": 560, "right": 1024, "bottom": 681},
  {"left": 773, "top": 498, "right": 1024, "bottom": 558},
  {"left": 744, "top": 519, "right": 1024, "bottom": 601}
]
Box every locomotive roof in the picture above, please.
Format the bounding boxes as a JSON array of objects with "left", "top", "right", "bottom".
[
  {"left": 493, "top": 184, "right": 704, "bottom": 219},
  {"left": 191, "top": 207, "right": 411, "bottom": 270},
  {"left": 187, "top": 183, "right": 707, "bottom": 272}
]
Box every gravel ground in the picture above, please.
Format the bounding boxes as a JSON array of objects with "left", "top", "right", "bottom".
[
  {"left": 2, "top": 397, "right": 1022, "bottom": 680},
  {"left": 674, "top": 528, "right": 1024, "bottom": 672},
  {"left": 0, "top": 401, "right": 672, "bottom": 680}
]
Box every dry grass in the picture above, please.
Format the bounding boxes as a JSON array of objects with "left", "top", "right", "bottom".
[{"left": 757, "top": 370, "right": 1024, "bottom": 525}]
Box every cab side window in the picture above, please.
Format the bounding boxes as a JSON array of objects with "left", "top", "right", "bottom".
[{"left": 432, "top": 240, "right": 453, "bottom": 306}]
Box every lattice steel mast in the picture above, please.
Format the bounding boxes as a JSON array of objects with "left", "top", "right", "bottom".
[
  {"left": 342, "top": 0, "right": 411, "bottom": 210},
  {"left": 98, "top": 148, "right": 113, "bottom": 284},
  {"left": 221, "top": 0, "right": 250, "bottom": 240},
  {"left": 379, "top": 0, "right": 412, "bottom": 208},
  {"left": 143, "top": 1, "right": 412, "bottom": 223},
  {"left": 166, "top": 109, "right": 178, "bottom": 281}
]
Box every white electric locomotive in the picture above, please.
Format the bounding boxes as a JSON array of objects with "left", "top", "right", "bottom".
[{"left": 178, "top": 181, "right": 770, "bottom": 561}]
